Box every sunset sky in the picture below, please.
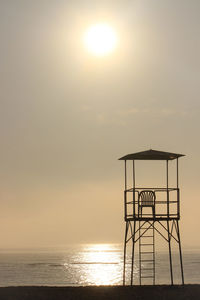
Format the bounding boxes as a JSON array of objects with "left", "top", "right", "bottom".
[{"left": 0, "top": 0, "right": 200, "bottom": 248}]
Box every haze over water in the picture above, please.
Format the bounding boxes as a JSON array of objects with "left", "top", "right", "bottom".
[
  {"left": 0, "top": 244, "right": 199, "bottom": 286},
  {"left": 0, "top": 0, "right": 200, "bottom": 251},
  {"left": 0, "top": 2, "right": 200, "bottom": 289}
]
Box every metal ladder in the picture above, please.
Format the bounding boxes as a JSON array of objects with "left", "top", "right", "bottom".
[{"left": 139, "top": 221, "right": 155, "bottom": 285}]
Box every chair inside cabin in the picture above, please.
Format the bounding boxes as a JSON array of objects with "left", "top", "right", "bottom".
[{"left": 138, "top": 190, "right": 156, "bottom": 217}]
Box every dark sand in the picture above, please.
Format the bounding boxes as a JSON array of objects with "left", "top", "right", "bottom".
[{"left": 0, "top": 285, "right": 199, "bottom": 300}]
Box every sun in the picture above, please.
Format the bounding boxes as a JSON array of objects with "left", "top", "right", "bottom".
[{"left": 84, "top": 23, "right": 117, "bottom": 57}]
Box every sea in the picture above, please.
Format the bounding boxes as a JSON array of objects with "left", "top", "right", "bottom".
[{"left": 0, "top": 244, "right": 199, "bottom": 286}]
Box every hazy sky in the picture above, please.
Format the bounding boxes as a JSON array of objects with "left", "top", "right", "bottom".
[{"left": 0, "top": 0, "right": 200, "bottom": 248}]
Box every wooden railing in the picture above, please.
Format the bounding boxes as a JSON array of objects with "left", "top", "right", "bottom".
[{"left": 124, "top": 187, "right": 180, "bottom": 220}]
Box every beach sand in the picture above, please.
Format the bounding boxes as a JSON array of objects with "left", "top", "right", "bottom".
[{"left": 0, "top": 285, "right": 199, "bottom": 300}]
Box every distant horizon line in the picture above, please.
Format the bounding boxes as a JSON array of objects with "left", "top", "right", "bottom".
[{"left": 0, "top": 243, "right": 199, "bottom": 252}]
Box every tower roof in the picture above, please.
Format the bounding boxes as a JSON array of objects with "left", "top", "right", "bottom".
[{"left": 119, "top": 149, "right": 185, "bottom": 161}]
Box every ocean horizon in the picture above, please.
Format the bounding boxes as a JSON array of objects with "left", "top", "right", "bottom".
[{"left": 0, "top": 244, "right": 199, "bottom": 286}]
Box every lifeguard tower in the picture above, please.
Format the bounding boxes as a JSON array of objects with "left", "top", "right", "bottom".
[{"left": 119, "top": 149, "right": 184, "bottom": 285}]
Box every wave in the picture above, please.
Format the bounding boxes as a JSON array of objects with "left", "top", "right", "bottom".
[
  {"left": 70, "top": 262, "right": 119, "bottom": 265},
  {"left": 27, "top": 262, "right": 120, "bottom": 267},
  {"left": 27, "top": 263, "right": 63, "bottom": 267}
]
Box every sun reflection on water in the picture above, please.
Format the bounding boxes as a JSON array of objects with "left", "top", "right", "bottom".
[{"left": 75, "top": 244, "right": 122, "bottom": 285}]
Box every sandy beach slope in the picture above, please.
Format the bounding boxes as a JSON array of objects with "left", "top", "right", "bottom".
[{"left": 0, "top": 285, "right": 199, "bottom": 300}]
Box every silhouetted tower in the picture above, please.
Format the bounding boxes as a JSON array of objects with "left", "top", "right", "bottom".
[{"left": 119, "top": 150, "right": 184, "bottom": 285}]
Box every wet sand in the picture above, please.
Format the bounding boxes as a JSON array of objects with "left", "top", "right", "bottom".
[{"left": 0, "top": 285, "right": 199, "bottom": 300}]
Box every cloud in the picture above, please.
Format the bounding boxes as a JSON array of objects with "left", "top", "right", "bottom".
[{"left": 94, "top": 106, "right": 189, "bottom": 127}]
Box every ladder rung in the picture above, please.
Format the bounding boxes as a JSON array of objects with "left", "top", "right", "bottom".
[
  {"left": 141, "top": 260, "right": 154, "bottom": 262},
  {"left": 141, "top": 276, "right": 154, "bottom": 278},
  {"left": 140, "top": 244, "right": 154, "bottom": 246},
  {"left": 140, "top": 252, "right": 154, "bottom": 254},
  {"left": 141, "top": 268, "right": 154, "bottom": 271}
]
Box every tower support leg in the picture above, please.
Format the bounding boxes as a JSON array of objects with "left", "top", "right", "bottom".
[
  {"left": 123, "top": 222, "right": 129, "bottom": 285},
  {"left": 176, "top": 220, "right": 184, "bottom": 285},
  {"left": 167, "top": 221, "right": 174, "bottom": 285},
  {"left": 131, "top": 221, "right": 136, "bottom": 285}
]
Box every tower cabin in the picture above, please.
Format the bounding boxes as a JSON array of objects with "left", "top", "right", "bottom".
[{"left": 119, "top": 149, "right": 185, "bottom": 285}]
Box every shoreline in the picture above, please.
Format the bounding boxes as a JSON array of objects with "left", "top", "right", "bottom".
[{"left": 0, "top": 285, "right": 199, "bottom": 300}]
